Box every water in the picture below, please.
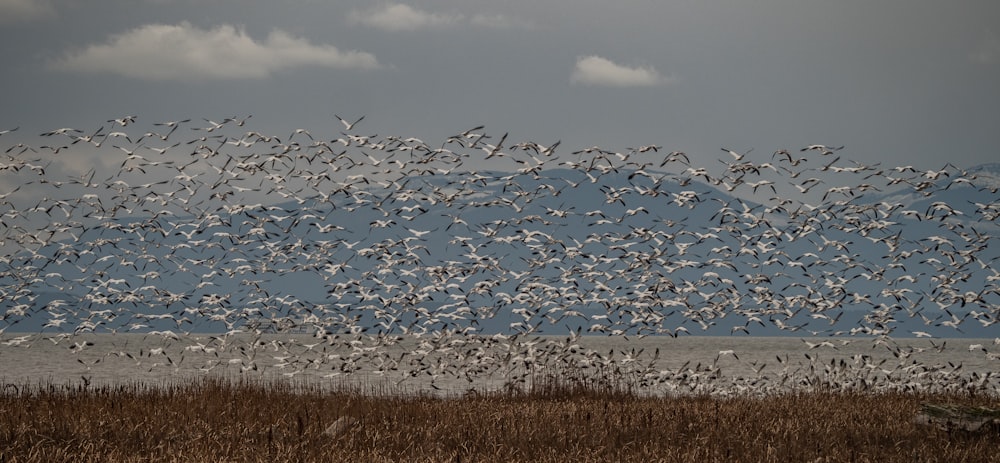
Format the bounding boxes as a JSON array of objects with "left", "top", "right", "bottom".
[{"left": 2, "top": 333, "right": 996, "bottom": 397}]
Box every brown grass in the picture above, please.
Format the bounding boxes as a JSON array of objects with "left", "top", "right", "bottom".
[{"left": 0, "top": 377, "right": 997, "bottom": 463}]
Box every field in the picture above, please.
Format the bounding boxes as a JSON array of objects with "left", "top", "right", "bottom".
[{"left": 0, "top": 378, "right": 997, "bottom": 462}]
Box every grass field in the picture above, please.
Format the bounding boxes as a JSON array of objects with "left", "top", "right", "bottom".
[{"left": 0, "top": 377, "right": 997, "bottom": 462}]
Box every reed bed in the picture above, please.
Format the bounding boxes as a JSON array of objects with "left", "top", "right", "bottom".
[{"left": 0, "top": 377, "right": 997, "bottom": 462}]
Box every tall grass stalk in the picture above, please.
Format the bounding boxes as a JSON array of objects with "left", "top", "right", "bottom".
[{"left": 0, "top": 377, "right": 997, "bottom": 462}]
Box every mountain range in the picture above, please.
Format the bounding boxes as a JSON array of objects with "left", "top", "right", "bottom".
[{"left": 5, "top": 157, "right": 998, "bottom": 339}]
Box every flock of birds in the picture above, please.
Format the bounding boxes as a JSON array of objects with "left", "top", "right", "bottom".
[{"left": 1, "top": 114, "right": 999, "bottom": 396}]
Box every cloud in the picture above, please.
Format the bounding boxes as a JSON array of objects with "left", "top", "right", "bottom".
[
  {"left": 349, "top": 3, "right": 460, "bottom": 32},
  {"left": 48, "top": 22, "right": 381, "bottom": 81},
  {"left": 970, "top": 30, "right": 1000, "bottom": 64},
  {"left": 0, "top": 0, "right": 54, "bottom": 23},
  {"left": 349, "top": 3, "right": 527, "bottom": 32},
  {"left": 469, "top": 13, "right": 531, "bottom": 30},
  {"left": 570, "top": 55, "right": 671, "bottom": 87}
]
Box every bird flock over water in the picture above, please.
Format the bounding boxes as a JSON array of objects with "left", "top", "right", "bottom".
[{"left": 1, "top": 115, "right": 999, "bottom": 395}]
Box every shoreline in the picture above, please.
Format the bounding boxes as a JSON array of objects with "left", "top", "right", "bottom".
[{"left": 3, "top": 334, "right": 998, "bottom": 399}]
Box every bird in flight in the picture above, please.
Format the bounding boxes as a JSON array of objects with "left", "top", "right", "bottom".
[{"left": 336, "top": 114, "right": 365, "bottom": 131}]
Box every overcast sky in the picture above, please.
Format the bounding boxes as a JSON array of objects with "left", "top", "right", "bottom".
[{"left": 2, "top": 0, "right": 999, "bottom": 172}]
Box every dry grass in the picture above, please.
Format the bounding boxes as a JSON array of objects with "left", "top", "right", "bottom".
[{"left": 1, "top": 377, "right": 998, "bottom": 462}]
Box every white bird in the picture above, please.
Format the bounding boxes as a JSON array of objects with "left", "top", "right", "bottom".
[{"left": 335, "top": 114, "right": 365, "bottom": 131}]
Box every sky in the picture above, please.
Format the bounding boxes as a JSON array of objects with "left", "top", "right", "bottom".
[{"left": 1, "top": 0, "right": 999, "bottom": 173}]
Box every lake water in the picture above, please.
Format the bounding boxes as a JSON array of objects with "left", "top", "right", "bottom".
[{"left": 2, "top": 333, "right": 997, "bottom": 397}]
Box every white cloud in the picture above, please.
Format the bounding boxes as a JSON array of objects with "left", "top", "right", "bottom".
[
  {"left": 0, "top": 0, "right": 54, "bottom": 23},
  {"left": 48, "top": 22, "right": 381, "bottom": 81},
  {"left": 570, "top": 55, "right": 671, "bottom": 87},
  {"left": 349, "top": 3, "right": 527, "bottom": 32},
  {"left": 469, "top": 13, "right": 531, "bottom": 30},
  {"left": 349, "top": 3, "right": 460, "bottom": 32}
]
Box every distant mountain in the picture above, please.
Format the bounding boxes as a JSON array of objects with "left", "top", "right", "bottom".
[
  {"left": 3, "top": 161, "right": 998, "bottom": 339},
  {"left": 861, "top": 162, "right": 1000, "bottom": 220}
]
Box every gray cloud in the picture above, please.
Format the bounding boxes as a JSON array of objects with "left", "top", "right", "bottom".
[
  {"left": 48, "top": 22, "right": 382, "bottom": 81},
  {"left": 0, "top": 0, "right": 54, "bottom": 23},
  {"left": 2, "top": 1, "right": 998, "bottom": 174},
  {"left": 970, "top": 30, "right": 1000, "bottom": 64}
]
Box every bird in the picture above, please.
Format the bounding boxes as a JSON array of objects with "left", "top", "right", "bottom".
[
  {"left": 801, "top": 144, "right": 844, "bottom": 155},
  {"left": 335, "top": 114, "right": 365, "bottom": 131},
  {"left": 4, "top": 113, "right": 997, "bottom": 399}
]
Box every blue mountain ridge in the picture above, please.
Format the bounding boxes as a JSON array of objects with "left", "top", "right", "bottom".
[{"left": 4, "top": 163, "right": 998, "bottom": 339}]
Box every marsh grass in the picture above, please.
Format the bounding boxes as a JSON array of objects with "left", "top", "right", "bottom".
[{"left": 1, "top": 377, "right": 997, "bottom": 462}]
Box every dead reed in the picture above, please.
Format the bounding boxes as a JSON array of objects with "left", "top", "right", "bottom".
[{"left": 0, "top": 377, "right": 997, "bottom": 462}]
